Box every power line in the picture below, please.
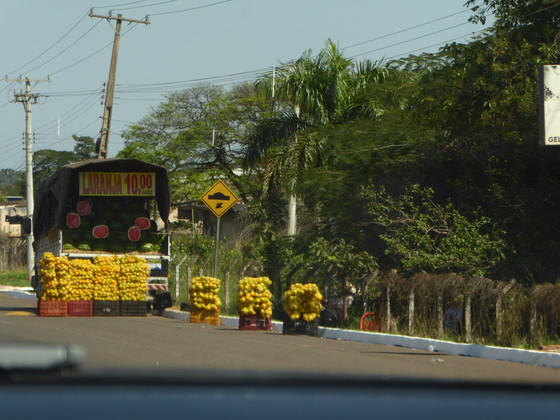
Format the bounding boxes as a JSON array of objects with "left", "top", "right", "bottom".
[
  {"left": 347, "top": 21, "right": 471, "bottom": 59},
  {"left": 5, "top": 12, "right": 91, "bottom": 77},
  {"left": 149, "top": 0, "right": 233, "bottom": 16},
  {"left": 23, "top": 19, "right": 103, "bottom": 76},
  {"left": 343, "top": 9, "right": 470, "bottom": 50},
  {"left": 385, "top": 30, "right": 489, "bottom": 61},
  {"left": 104, "top": 0, "right": 182, "bottom": 11},
  {"left": 93, "top": 0, "right": 150, "bottom": 8},
  {"left": 47, "top": 22, "right": 139, "bottom": 77}
]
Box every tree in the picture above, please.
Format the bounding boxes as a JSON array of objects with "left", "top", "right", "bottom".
[
  {"left": 244, "top": 40, "right": 394, "bottom": 242},
  {"left": 72, "top": 135, "right": 97, "bottom": 160},
  {"left": 119, "top": 83, "right": 269, "bottom": 203},
  {"left": 363, "top": 184, "right": 505, "bottom": 277},
  {"left": 394, "top": 0, "right": 560, "bottom": 282},
  {"left": 33, "top": 136, "right": 97, "bottom": 187},
  {"left": 0, "top": 169, "right": 25, "bottom": 197},
  {"left": 308, "top": 237, "right": 377, "bottom": 323}
]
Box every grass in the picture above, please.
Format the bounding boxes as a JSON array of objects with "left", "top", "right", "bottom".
[{"left": 0, "top": 269, "right": 29, "bottom": 287}]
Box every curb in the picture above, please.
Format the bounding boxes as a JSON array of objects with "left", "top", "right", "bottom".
[
  {"left": 161, "top": 308, "right": 560, "bottom": 369},
  {"left": 0, "top": 288, "right": 37, "bottom": 300}
]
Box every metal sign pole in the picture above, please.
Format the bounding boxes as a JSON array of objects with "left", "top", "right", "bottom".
[{"left": 213, "top": 217, "right": 221, "bottom": 278}]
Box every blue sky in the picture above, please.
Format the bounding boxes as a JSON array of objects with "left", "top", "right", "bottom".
[{"left": 0, "top": 1, "right": 492, "bottom": 171}]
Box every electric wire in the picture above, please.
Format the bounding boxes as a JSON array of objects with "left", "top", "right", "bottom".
[
  {"left": 23, "top": 19, "right": 104, "bottom": 77},
  {"left": 47, "top": 22, "right": 139, "bottom": 77},
  {"left": 148, "top": 0, "right": 233, "bottom": 16},
  {"left": 93, "top": 0, "right": 150, "bottom": 8},
  {"left": 343, "top": 9, "right": 470, "bottom": 50},
  {"left": 347, "top": 21, "right": 471, "bottom": 59},
  {"left": 5, "top": 12, "right": 91, "bottom": 77},
  {"left": 105, "top": 0, "right": 183, "bottom": 11}
]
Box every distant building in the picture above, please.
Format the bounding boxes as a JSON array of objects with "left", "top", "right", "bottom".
[
  {"left": 172, "top": 202, "right": 244, "bottom": 239},
  {"left": 0, "top": 200, "right": 27, "bottom": 237}
]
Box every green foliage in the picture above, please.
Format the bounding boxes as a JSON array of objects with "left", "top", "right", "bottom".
[
  {"left": 33, "top": 136, "right": 97, "bottom": 187},
  {"left": 118, "top": 83, "right": 269, "bottom": 204},
  {"left": 308, "top": 237, "right": 377, "bottom": 282},
  {"left": 0, "top": 269, "right": 28, "bottom": 287},
  {"left": 172, "top": 233, "right": 214, "bottom": 260},
  {"left": 0, "top": 169, "right": 24, "bottom": 197},
  {"left": 364, "top": 184, "right": 506, "bottom": 276}
]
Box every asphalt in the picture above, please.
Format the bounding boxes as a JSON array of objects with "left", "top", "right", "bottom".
[{"left": 2, "top": 286, "right": 560, "bottom": 370}]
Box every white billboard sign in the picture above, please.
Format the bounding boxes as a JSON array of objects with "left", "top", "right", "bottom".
[{"left": 539, "top": 65, "right": 560, "bottom": 146}]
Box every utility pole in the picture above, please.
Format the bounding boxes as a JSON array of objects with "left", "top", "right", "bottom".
[
  {"left": 8, "top": 76, "right": 50, "bottom": 282},
  {"left": 287, "top": 104, "right": 300, "bottom": 236},
  {"left": 89, "top": 10, "right": 149, "bottom": 159}
]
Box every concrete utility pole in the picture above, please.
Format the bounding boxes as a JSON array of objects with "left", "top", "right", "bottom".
[
  {"left": 8, "top": 76, "right": 50, "bottom": 282},
  {"left": 89, "top": 10, "right": 149, "bottom": 159},
  {"left": 287, "top": 104, "right": 300, "bottom": 236}
]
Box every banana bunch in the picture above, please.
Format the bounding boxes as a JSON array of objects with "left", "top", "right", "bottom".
[
  {"left": 39, "top": 252, "right": 70, "bottom": 300},
  {"left": 117, "top": 255, "right": 149, "bottom": 301},
  {"left": 238, "top": 276, "right": 273, "bottom": 319},
  {"left": 66, "top": 258, "right": 94, "bottom": 301},
  {"left": 283, "top": 283, "right": 323, "bottom": 322},
  {"left": 92, "top": 255, "right": 120, "bottom": 301},
  {"left": 190, "top": 276, "right": 221, "bottom": 312}
]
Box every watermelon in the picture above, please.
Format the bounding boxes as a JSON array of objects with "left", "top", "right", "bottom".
[
  {"left": 92, "top": 225, "right": 110, "bottom": 239},
  {"left": 128, "top": 226, "right": 141, "bottom": 242},
  {"left": 76, "top": 200, "right": 92, "bottom": 216},
  {"left": 134, "top": 217, "right": 151, "bottom": 231},
  {"left": 66, "top": 213, "right": 81, "bottom": 229},
  {"left": 62, "top": 243, "right": 74, "bottom": 251},
  {"left": 77, "top": 243, "right": 91, "bottom": 251},
  {"left": 140, "top": 243, "right": 153, "bottom": 253},
  {"left": 150, "top": 233, "right": 165, "bottom": 245}
]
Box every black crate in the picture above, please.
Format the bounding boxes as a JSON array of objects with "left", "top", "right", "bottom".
[
  {"left": 282, "top": 315, "right": 319, "bottom": 336},
  {"left": 120, "top": 301, "right": 148, "bottom": 316},
  {"left": 93, "top": 300, "right": 120, "bottom": 317},
  {"left": 153, "top": 292, "right": 172, "bottom": 310}
]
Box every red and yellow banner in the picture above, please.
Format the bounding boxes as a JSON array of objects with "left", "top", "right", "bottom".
[{"left": 79, "top": 172, "right": 156, "bottom": 196}]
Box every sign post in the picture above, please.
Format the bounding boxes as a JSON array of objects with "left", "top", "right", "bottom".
[{"left": 200, "top": 180, "right": 239, "bottom": 277}]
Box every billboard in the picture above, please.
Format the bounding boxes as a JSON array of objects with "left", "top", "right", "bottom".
[{"left": 539, "top": 65, "right": 560, "bottom": 146}]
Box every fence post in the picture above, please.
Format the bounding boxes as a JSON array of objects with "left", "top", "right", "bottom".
[
  {"left": 174, "top": 255, "right": 188, "bottom": 301},
  {"left": 187, "top": 265, "right": 192, "bottom": 302},
  {"left": 464, "top": 294, "right": 472, "bottom": 343},
  {"left": 496, "top": 279, "right": 515, "bottom": 344},
  {"left": 529, "top": 299, "right": 538, "bottom": 346},
  {"left": 408, "top": 289, "right": 415, "bottom": 335},
  {"left": 437, "top": 293, "right": 443, "bottom": 339},
  {"left": 385, "top": 285, "right": 392, "bottom": 332},
  {"left": 225, "top": 271, "right": 230, "bottom": 311}
]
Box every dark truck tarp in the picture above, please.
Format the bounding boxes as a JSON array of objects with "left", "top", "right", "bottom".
[{"left": 34, "top": 158, "right": 171, "bottom": 239}]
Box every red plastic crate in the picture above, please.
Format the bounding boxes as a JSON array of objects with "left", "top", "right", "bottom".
[
  {"left": 239, "top": 314, "right": 273, "bottom": 331},
  {"left": 360, "top": 312, "right": 381, "bottom": 331},
  {"left": 68, "top": 300, "right": 93, "bottom": 317},
  {"left": 38, "top": 300, "right": 68, "bottom": 317}
]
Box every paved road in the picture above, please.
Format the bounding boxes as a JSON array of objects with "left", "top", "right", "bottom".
[{"left": 1, "top": 293, "right": 560, "bottom": 384}]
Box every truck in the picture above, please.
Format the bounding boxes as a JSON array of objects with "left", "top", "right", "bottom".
[{"left": 32, "top": 158, "right": 171, "bottom": 305}]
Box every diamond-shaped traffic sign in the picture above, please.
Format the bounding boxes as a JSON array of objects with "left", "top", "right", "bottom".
[{"left": 200, "top": 180, "right": 239, "bottom": 218}]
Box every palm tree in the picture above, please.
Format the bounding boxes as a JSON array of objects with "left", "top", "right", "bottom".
[{"left": 245, "top": 39, "right": 390, "bottom": 234}]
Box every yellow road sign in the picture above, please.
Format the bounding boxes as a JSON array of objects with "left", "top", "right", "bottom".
[{"left": 200, "top": 180, "right": 239, "bottom": 218}]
